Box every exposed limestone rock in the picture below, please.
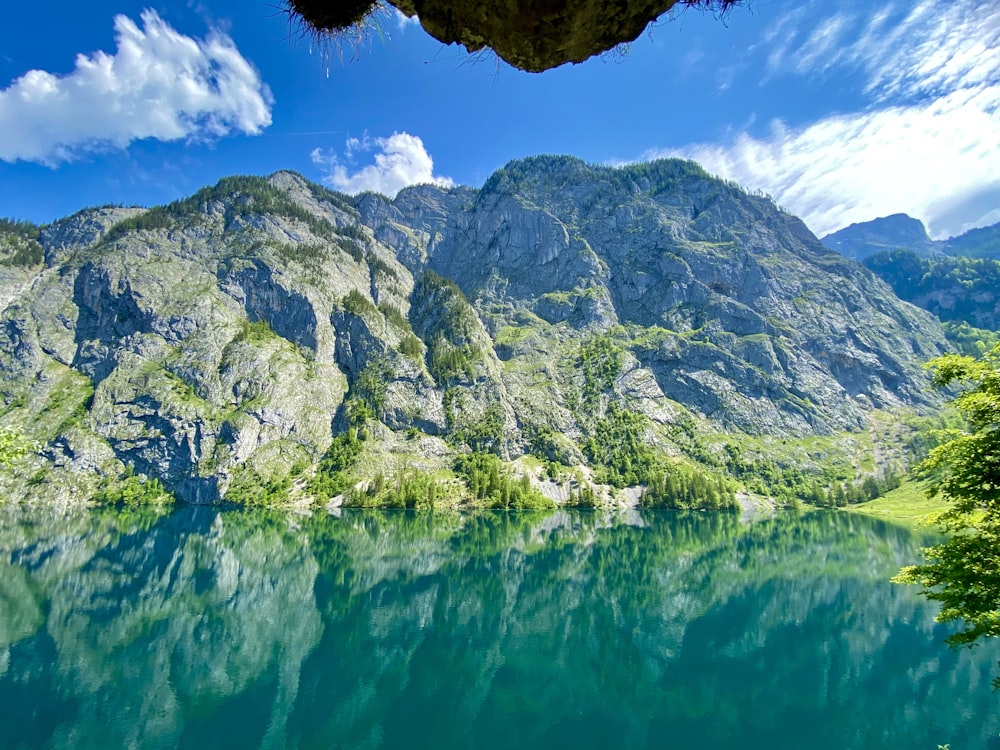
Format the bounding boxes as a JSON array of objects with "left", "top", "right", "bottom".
[
  {"left": 40, "top": 206, "right": 146, "bottom": 266},
  {"left": 0, "top": 156, "right": 950, "bottom": 504}
]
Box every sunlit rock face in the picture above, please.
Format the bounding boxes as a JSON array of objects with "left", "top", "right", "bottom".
[{"left": 0, "top": 158, "right": 950, "bottom": 504}]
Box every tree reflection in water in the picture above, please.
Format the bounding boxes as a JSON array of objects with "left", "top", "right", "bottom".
[{"left": 0, "top": 505, "right": 997, "bottom": 750}]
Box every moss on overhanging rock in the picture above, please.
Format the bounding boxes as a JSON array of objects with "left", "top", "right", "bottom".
[{"left": 287, "top": 0, "right": 741, "bottom": 72}]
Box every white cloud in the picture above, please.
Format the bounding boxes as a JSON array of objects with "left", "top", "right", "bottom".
[
  {"left": 789, "top": 13, "right": 854, "bottom": 76},
  {"left": 391, "top": 8, "right": 421, "bottom": 32},
  {"left": 657, "top": 0, "right": 1000, "bottom": 238},
  {"left": 761, "top": 6, "right": 811, "bottom": 79},
  {"left": 654, "top": 88, "right": 1000, "bottom": 238},
  {"left": 0, "top": 10, "right": 272, "bottom": 165},
  {"left": 831, "top": 0, "right": 999, "bottom": 101},
  {"left": 311, "top": 131, "right": 453, "bottom": 197}
]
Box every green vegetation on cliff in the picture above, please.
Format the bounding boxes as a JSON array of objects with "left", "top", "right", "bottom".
[
  {"left": 308, "top": 427, "right": 366, "bottom": 502},
  {"left": 864, "top": 249, "right": 1000, "bottom": 332},
  {"left": 454, "top": 452, "right": 553, "bottom": 510},
  {"left": 583, "top": 402, "right": 657, "bottom": 488},
  {"left": 412, "top": 270, "right": 484, "bottom": 386},
  {"left": 0, "top": 218, "right": 43, "bottom": 267},
  {"left": 93, "top": 471, "right": 174, "bottom": 507},
  {"left": 104, "top": 175, "right": 342, "bottom": 242},
  {"left": 0, "top": 158, "right": 954, "bottom": 509}
]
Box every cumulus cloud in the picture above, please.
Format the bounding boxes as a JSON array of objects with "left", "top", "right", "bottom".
[
  {"left": 0, "top": 9, "right": 273, "bottom": 165},
  {"left": 660, "top": 0, "right": 1000, "bottom": 238},
  {"left": 311, "top": 132, "right": 453, "bottom": 197}
]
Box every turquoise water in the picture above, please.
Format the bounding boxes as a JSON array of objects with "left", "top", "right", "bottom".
[{"left": 0, "top": 506, "right": 997, "bottom": 749}]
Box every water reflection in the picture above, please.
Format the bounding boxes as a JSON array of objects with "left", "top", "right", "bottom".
[{"left": 0, "top": 506, "right": 996, "bottom": 749}]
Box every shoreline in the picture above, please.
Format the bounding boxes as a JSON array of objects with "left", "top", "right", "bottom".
[{"left": 844, "top": 480, "right": 945, "bottom": 526}]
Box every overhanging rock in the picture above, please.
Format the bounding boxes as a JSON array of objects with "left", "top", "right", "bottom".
[{"left": 289, "top": 0, "right": 737, "bottom": 72}]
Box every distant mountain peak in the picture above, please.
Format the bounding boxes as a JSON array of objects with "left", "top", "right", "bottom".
[
  {"left": 823, "top": 212, "right": 1000, "bottom": 261},
  {"left": 821, "top": 214, "right": 935, "bottom": 261}
]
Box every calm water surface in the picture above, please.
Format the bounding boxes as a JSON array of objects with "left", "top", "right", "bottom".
[{"left": 0, "top": 506, "right": 997, "bottom": 750}]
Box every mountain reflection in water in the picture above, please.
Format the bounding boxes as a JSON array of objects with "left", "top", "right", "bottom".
[{"left": 0, "top": 506, "right": 997, "bottom": 750}]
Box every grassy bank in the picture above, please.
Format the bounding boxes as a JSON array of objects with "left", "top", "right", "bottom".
[{"left": 846, "top": 480, "right": 946, "bottom": 525}]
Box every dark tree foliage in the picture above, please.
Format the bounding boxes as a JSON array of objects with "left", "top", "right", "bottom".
[
  {"left": 398, "top": 334, "right": 423, "bottom": 358},
  {"left": 946, "top": 223, "right": 1000, "bottom": 259},
  {"left": 92, "top": 472, "right": 174, "bottom": 507},
  {"left": 0, "top": 218, "right": 40, "bottom": 237},
  {"left": 308, "top": 430, "right": 365, "bottom": 500},
  {"left": 721, "top": 442, "right": 899, "bottom": 506},
  {"left": 370, "top": 255, "right": 400, "bottom": 282},
  {"left": 524, "top": 423, "right": 575, "bottom": 466},
  {"left": 640, "top": 465, "right": 736, "bottom": 510},
  {"left": 103, "top": 175, "right": 343, "bottom": 243},
  {"left": 453, "top": 451, "right": 553, "bottom": 509},
  {"left": 340, "top": 357, "right": 394, "bottom": 424},
  {"left": 578, "top": 334, "right": 624, "bottom": 408},
  {"left": 942, "top": 321, "right": 1000, "bottom": 359},
  {"left": 450, "top": 403, "right": 505, "bottom": 454},
  {"left": 580, "top": 401, "right": 734, "bottom": 509},
  {"left": 0, "top": 217, "right": 43, "bottom": 267},
  {"left": 224, "top": 469, "right": 294, "bottom": 507},
  {"left": 864, "top": 249, "right": 1000, "bottom": 331},
  {"left": 378, "top": 302, "right": 408, "bottom": 330},
  {"left": 583, "top": 401, "right": 658, "bottom": 488},
  {"left": 344, "top": 469, "right": 447, "bottom": 509},
  {"left": 480, "top": 156, "right": 711, "bottom": 203},
  {"left": 411, "top": 270, "right": 482, "bottom": 386},
  {"left": 564, "top": 483, "right": 599, "bottom": 508},
  {"left": 342, "top": 289, "right": 378, "bottom": 316},
  {"left": 894, "top": 344, "right": 1000, "bottom": 688}
]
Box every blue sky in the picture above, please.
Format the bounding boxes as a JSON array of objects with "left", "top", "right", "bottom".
[{"left": 1, "top": 0, "right": 998, "bottom": 238}]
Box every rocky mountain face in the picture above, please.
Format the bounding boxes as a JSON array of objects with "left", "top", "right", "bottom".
[
  {"left": 821, "top": 213, "right": 1000, "bottom": 261},
  {"left": 862, "top": 250, "right": 1000, "bottom": 334},
  {"left": 0, "top": 157, "right": 949, "bottom": 505},
  {"left": 821, "top": 214, "right": 1000, "bottom": 338},
  {"left": 821, "top": 214, "right": 938, "bottom": 261}
]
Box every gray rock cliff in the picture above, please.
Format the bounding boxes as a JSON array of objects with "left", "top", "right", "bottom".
[{"left": 0, "top": 158, "right": 950, "bottom": 504}]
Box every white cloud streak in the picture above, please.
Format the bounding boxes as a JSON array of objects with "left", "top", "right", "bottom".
[
  {"left": 311, "top": 132, "right": 453, "bottom": 197},
  {"left": 0, "top": 10, "right": 273, "bottom": 165},
  {"left": 660, "top": 0, "right": 1000, "bottom": 238},
  {"left": 656, "top": 90, "right": 1000, "bottom": 238},
  {"left": 854, "top": 1, "right": 999, "bottom": 101}
]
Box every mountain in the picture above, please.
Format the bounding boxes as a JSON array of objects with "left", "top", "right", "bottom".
[
  {"left": 862, "top": 250, "right": 1000, "bottom": 335},
  {"left": 822, "top": 214, "right": 1000, "bottom": 348},
  {"left": 821, "top": 213, "right": 1000, "bottom": 261},
  {"left": 0, "top": 157, "right": 949, "bottom": 507},
  {"left": 943, "top": 221, "right": 1000, "bottom": 259},
  {"left": 820, "top": 214, "right": 938, "bottom": 261}
]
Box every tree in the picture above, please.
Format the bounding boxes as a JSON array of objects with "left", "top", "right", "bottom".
[{"left": 894, "top": 344, "right": 1000, "bottom": 687}]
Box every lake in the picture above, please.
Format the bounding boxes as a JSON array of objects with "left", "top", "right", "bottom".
[{"left": 0, "top": 506, "right": 997, "bottom": 749}]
